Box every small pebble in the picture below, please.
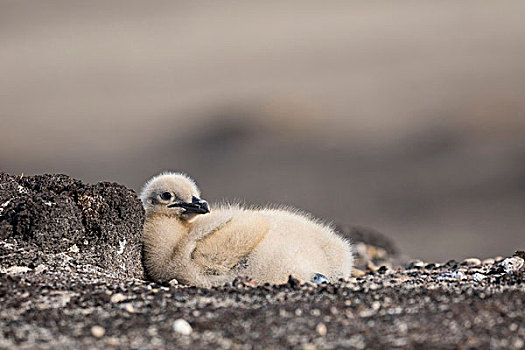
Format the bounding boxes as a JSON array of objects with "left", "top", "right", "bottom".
[
  {"left": 463, "top": 258, "right": 481, "bottom": 266},
  {"left": 513, "top": 338, "right": 524, "bottom": 349},
  {"left": 312, "top": 273, "right": 330, "bottom": 284},
  {"left": 472, "top": 273, "right": 487, "bottom": 282},
  {"left": 110, "top": 293, "right": 126, "bottom": 303},
  {"left": 412, "top": 260, "right": 425, "bottom": 267},
  {"left": 367, "top": 261, "right": 379, "bottom": 272},
  {"left": 173, "top": 319, "right": 192, "bottom": 335},
  {"left": 482, "top": 258, "right": 495, "bottom": 265},
  {"left": 311, "top": 309, "right": 321, "bottom": 317},
  {"left": 91, "top": 325, "right": 106, "bottom": 338},
  {"left": 351, "top": 269, "right": 366, "bottom": 277},
  {"left": 393, "top": 276, "right": 410, "bottom": 283},
  {"left": 452, "top": 270, "right": 466, "bottom": 279},
  {"left": 169, "top": 279, "right": 179, "bottom": 287},
  {"left": 437, "top": 270, "right": 465, "bottom": 280},
  {"left": 501, "top": 257, "right": 524, "bottom": 274},
  {"left": 316, "top": 323, "right": 327, "bottom": 336},
  {"left": 123, "top": 303, "right": 135, "bottom": 313},
  {"left": 407, "top": 260, "right": 425, "bottom": 269}
]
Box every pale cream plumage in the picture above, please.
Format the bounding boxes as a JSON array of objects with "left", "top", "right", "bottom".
[{"left": 140, "top": 172, "right": 353, "bottom": 287}]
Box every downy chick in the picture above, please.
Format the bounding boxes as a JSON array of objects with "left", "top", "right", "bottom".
[{"left": 140, "top": 172, "right": 353, "bottom": 287}]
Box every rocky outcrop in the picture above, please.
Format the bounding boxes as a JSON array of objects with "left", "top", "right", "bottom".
[{"left": 0, "top": 173, "right": 145, "bottom": 279}]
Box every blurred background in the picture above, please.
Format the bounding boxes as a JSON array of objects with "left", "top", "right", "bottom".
[{"left": 1, "top": 0, "right": 524, "bottom": 262}]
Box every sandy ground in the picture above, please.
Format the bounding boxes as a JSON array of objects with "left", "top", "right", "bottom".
[{"left": 1, "top": 257, "right": 524, "bottom": 349}]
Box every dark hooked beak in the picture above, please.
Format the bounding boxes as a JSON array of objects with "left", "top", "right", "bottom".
[{"left": 168, "top": 196, "right": 210, "bottom": 214}]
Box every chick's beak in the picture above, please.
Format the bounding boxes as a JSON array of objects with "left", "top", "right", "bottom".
[{"left": 168, "top": 196, "right": 210, "bottom": 214}]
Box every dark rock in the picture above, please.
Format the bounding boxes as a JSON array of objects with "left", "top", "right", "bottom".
[
  {"left": 0, "top": 173, "right": 144, "bottom": 279},
  {"left": 336, "top": 224, "right": 399, "bottom": 256},
  {"left": 336, "top": 224, "right": 408, "bottom": 270},
  {"left": 514, "top": 250, "right": 525, "bottom": 259},
  {"left": 377, "top": 266, "right": 388, "bottom": 274}
]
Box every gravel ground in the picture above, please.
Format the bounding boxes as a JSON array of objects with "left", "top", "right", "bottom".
[{"left": 1, "top": 174, "right": 524, "bottom": 349}]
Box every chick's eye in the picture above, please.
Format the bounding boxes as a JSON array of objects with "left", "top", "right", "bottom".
[{"left": 160, "top": 192, "right": 172, "bottom": 200}]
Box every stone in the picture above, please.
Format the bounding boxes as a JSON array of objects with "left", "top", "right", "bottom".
[
  {"left": 482, "top": 258, "right": 495, "bottom": 265},
  {"left": 463, "top": 258, "right": 481, "bottom": 266},
  {"left": 110, "top": 293, "right": 126, "bottom": 303},
  {"left": 472, "top": 273, "right": 487, "bottom": 282},
  {"left": 173, "top": 319, "right": 192, "bottom": 335},
  {"left": 91, "top": 326, "right": 106, "bottom": 338},
  {"left": 123, "top": 303, "right": 135, "bottom": 313},
  {"left": 352, "top": 269, "right": 366, "bottom": 277},
  {"left": 169, "top": 279, "right": 179, "bottom": 287},
  {"left": 367, "top": 261, "right": 379, "bottom": 272},
  {"left": 316, "top": 323, "right": 327, "bottom": 336}
]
